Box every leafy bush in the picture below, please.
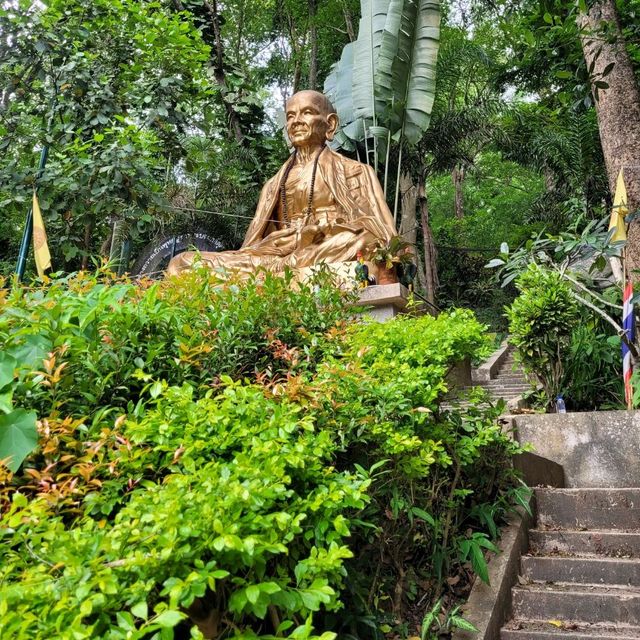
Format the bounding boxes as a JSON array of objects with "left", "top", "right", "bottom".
[
  {"left": 306, "top": 313, "right": 522, "bottom": 628},
  {"left": 506, "top": 264, "right": 580, "bottom": 407},
  {"left": 563, "top": 323, "right": 622, "bottom": 410},
  {"left": 436, "top": 228, "right": 517, "bottom": 333},
  {"left": 1, "top": 384, "right": 363, "bottom": 640},
  {"left": 0, "top": 267, "right": 352, "bottom": 423},
  {"left": 506, "top": 263, "right": 623, "bottom": 410},
  {"left": 0, "top": 269, "right": 523, "bottom": 639}
]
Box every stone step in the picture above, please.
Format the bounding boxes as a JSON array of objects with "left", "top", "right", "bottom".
[
  {"left": 502, "top": 621, "right": 640, "bottom": 639},
  {"left": 536, "top": 489, "right": 640, "bottom": 531},
  {"left": 496, "top": 364, "right": 522, "bottom": 373},
  {"left": 476, "top": 380, "right": 531, "bottom": 389},
  {"left": 481, "top": 391, "right": 528, "bottom": 398},
  {"left": 468, "top": 384, "right": 528, "bottom": 392},
  {"left": 529, "top": 530, "right": 640, "bottom": 558},
  {"left": 482, "top": 385, "right": 530, "bottom": 392},
  {"left": 454, "top": 387, "right": 525, "bottom": 397},
  {"left": 496, "top": 367, "right": 524, "bottom": 376},
  {"left": 512, "top": 582, "right": 640, "bottom": 625},
  {"left": 521, "top": 555, "right": 640, "bottom": 586}
]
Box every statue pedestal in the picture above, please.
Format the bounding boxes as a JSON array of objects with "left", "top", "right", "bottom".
[{"left": 356, "top": 283, "right": 426, "bottom": 322}]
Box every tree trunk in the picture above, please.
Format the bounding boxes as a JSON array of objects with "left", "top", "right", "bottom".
[
  {"left": 235, "top": 0, "right": 246, "bottom": 61},
  {"left": 400, "top": 173, "right": 429, "bottom": 293},
  {"left": 286, "top": 10, "right": 304, "bottom": 94},
  {"left": 204, "top": 0, "right": 245, "bottom": 143},
  {"left": 308, "top": 0, "right": 318, "bottom": 90},
  {"left": 342, "top": 1, "right": 356, "bottom": 42},
  {"left": 452, "top": 164, "right": 464, "bottom": 219},
  {"left": 578, "top": 0, "right": 640, "bottom": 277},
  {"left": 399, "top": 172, "right": 418, "bottom": 245},
  {"left": 419, "top": 180, "right": 438, "bottom": 306},
  {"left": 543, "top": 167, "right": 556, "bottom": 193},
  {"left": 293, "top": 58, "right": 302, "bottom": 95},
  {"left": 100, "top": 226, "right": 114, "bottom": 258}
]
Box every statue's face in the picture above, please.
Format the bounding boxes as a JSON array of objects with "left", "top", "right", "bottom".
[{"left": 285, "top": 91, "right": 337, "bottom": 149}]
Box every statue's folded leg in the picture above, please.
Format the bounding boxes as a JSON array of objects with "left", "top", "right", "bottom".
[
  {"left": 166, "top": 249, "right": 268, "bottom": 277},
  {"left": 166, "top": 230, "right": 297, "bottom": 277},
  {"left": 165, "top": 225, "right": 379, "bottom": 279},
  {"left": 288, "top": 228, "right": 375, "bottom": 268}
]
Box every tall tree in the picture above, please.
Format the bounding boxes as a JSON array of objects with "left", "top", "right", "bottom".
[
  {"left": 0, "top": 0, "right": 212, "bottom": 271},
  {"left": 308, "top": 0, "right": 319, "bottom": 89},
  {"left": 578, "top": 0, "right": 640, "bottom": 276}
]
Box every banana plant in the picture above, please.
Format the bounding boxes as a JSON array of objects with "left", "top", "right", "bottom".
[{"left": 324, "top": 0, "right": 441, "bottom": 220}]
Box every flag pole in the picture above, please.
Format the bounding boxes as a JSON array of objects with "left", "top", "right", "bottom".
[
  {"left": 15, "top": 145, "right": 50, "bottom": 281},
  {"left": 15, "top": 92, "right": 58, "bottom": 282},
  {"left": 623, "top": 247, "right": 633, "bottom": 410}
]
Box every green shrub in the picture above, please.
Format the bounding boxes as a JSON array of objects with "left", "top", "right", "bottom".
[
  {"left": 0, "top": 267, "right": 353, "bottom": 421},
  {"left": 306, "top": 312, "right": 522, "bottom": 627},
  {"left": 1, "top": 383, "right": 363, "bottom": 640},
  {"left": 506, "top": 264, "right": 623, "bottom": 410},
  {"left": 0, "top": 270, "right": 523, "bottom": 639},
  {"left": 506, "top": 264, "right": 580, "bottom": 407},
  {"left": 563, "top": 323, "right": 622, "bottom": 410}
]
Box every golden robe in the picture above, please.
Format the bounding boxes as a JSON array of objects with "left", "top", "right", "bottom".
[{"left": 166, "top": 147, "right": 397, "bottom": 277}]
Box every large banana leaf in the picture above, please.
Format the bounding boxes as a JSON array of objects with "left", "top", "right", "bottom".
[
  {"left": 375, "top": 0, "right": 440, "bottom": 145},
  {"left": 325, "top": 0, "right": 440, "bottom": 150},
  {"left": 351, "top": 0, "right": 388, "bottom": 122},
  {"left": 324, "top": 43, "right": 366, "bottom": 150},
  {"left": 324, "top": 0, "right": 388, "bottom": 143},
  {"left": 324, "top": 41, "right": 355, "bottom": 127}
]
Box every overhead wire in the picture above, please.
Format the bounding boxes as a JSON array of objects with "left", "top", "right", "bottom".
[{"left": 157, "top": 203, "right": 501, "bottom": 252}]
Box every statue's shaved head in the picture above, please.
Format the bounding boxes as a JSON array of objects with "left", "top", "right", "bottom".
[
  {"left": 284, "top": 90, "right": 339, "bottom": 146},
  {"left": 286, "top": 90, "right": 336, "bottom": 116}
]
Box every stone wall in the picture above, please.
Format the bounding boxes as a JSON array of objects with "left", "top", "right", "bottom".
[{"left": 512, "top": 411, "right": 640, "bottom": 488}]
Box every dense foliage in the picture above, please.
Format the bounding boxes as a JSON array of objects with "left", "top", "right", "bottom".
[
  {"left": 506, "top": 263, "right": 581, "bottom": 405},
  {"left": 505, "top": 260, "right": 622, "bottom": 410},
  {"left": 0, "top": 0, "right": 360, "bottom": 274},
  {"left": 3, "top": 0, "right": 637, "bottom": 321},
  {"left": 0, "top": 269, "right": 523, "bottom": 639}
]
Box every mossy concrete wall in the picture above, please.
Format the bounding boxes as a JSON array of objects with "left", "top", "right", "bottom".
[{"left": 512, "top": 411, "right": 640, "bottom": 488}]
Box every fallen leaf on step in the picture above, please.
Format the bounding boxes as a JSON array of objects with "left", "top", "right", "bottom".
[{"left": 548, "top": 620, "right": 563, "bottom": 628}]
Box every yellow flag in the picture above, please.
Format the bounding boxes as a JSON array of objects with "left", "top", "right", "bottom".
[
  {"left": 608, "top": 168, "right": 628, "bottom": 243},
  {"left": 32, "top": 190, "right": 52, "bottom": 277}
]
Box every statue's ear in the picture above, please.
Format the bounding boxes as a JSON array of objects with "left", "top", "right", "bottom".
[{"left": 326, "top": 112, "right": 339, "bottom": 141}]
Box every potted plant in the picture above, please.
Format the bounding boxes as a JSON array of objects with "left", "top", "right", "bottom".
[{"left": 370, "top": 236, "right": 414, "bottom": 285}]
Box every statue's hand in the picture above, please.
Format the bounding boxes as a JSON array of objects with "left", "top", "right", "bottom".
[{"left": 299, "top": 223, "right": 325, "bottom": 247}]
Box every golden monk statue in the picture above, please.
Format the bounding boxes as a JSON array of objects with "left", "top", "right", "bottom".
[{"left": 166, "top": 90, "right": 397, "bottom": 278}]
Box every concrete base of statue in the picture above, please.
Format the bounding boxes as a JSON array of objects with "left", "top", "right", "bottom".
[
  {"left": 356, "top": 282, "right": 426, "bottom": 322},
  {"left": 297, "top": 261, "right": 427, "bottom": 322}
]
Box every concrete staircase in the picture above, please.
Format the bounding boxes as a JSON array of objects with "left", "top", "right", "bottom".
[
  {"left": 502, "top": 488, "right": 640, "bottom": 639},
  {"left": 448, "top": 344, "right": 532, "bottom": 409},
  {"left": 474, "top": 348, "right": 531, "bottom": 405}
]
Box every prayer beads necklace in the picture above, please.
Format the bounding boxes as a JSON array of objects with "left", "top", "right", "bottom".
[{"left": 279, "top": 144, "right": 325, "bottom": 228}]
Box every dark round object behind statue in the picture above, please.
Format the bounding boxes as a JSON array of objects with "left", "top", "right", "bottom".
[{"left": 131, "top": 233, "right": 224, "bottom": 277}]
